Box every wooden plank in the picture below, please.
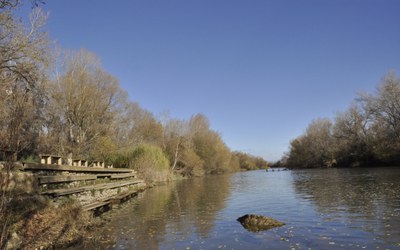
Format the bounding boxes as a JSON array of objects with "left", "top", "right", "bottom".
[
  {"left": 113, "top": 189, "right": 142, "bottom": 202},
  {"left": 23, "top": 163, "right": 133, "bottom": 173},
  {"left": 82, "top": 189, "right": 144, "bottom": 211},
  {"left": 110, "top": 173, "right": 136, "bottom": 179},
  {"left": 96, "top": 174, "right": 113, "bottom": 178},
  {"left": 82, "top": 201, "right": 111, "bottom": 211},
  {"left": 47, "top": 187, "right": 86, "bottom": 196},
  {"left": 38, "top": 175, "right": 97, "bottom": 184},
  {"left": 41, "top": 179, "right": 144, "bottom": 197}
]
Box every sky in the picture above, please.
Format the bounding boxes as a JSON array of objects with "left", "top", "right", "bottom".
[{"left": 18, "top": 0, "right": 400, "bottom": 161}]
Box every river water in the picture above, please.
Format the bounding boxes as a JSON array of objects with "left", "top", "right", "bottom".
[{"left": 85, "top": 167, "right": 400, "bottom": 249}]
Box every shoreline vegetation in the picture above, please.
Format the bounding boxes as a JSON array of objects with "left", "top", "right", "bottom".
[
  {"left": 274, "top": 72, "right": 400, "bottom": 170},
  {"left": 0, "top": 2, "right": 269, "bottom": 249}
]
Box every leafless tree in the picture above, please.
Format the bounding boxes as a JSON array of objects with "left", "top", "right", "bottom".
[
  {"left": 0, "top": 8, "right": 50, "bottom": 160},
  {"left": 46, "top": 49, "right": 126, "bottom": 158}
]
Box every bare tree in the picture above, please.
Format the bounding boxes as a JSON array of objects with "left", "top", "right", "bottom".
[
  {"left": 332, "top": 104, "right": 374, "bottom": 166},
  {"left": 0, "top": 8, "right": 50, "bottom": 160},
  {"left": 0, "top": 6, "right": 49, "bottom": 247},
  {"left": 359, "top": 72, "right": 400, "bottom": 161},
  {"left": 46, "top": 49, "right": 126, "bottom": 158}
]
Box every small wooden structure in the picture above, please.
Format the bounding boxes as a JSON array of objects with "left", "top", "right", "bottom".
[
  {"left": 72, "top": 159, "right": 88, "bottom": 167},
  {"left": 40, "top": 154, "right": 63, "bottom": 165},
  {"left": 91, "top": 161, "right": 105, "bottom": 168}
]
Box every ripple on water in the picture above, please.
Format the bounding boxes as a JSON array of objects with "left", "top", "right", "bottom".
[{"left": 79, "top": 168, "right": 400, "bottom": 249}]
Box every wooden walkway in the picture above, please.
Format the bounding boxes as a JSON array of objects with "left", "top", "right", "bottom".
[
  {"left": 37, "top": 173, "right": 137, "bottom": 184},
  {"left": 22, "top": 161, "right": 146, "bottom": 215},
  {"left": 41, "top": 179, "right": 144, "bottom": 197},
  {"left": 82, "top": 188, "right": 145, "bottom": 212}
]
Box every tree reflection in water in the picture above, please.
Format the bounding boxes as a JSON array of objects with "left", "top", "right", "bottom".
[
  {"left": 291, "top": 167, "right": 400, "bottom": 244},
  {"left": 74, "top": 168, "right": 400, "bottom": 249},
  {"left": 91, "top": 174, "right": 232, "bottom": 249}
]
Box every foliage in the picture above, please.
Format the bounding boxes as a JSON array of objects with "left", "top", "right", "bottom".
[
  {"left": 112, "top": 144, "right": 172, "bottom": 183},
  {"left": 189, "top": 114, "right": 232, "bottom": 174},
  {"left": 282, "top": 72, "right": 400, "bottom": 168},
  {"left": 43, "top": 49, "right": 127, "bottom": 158},
  {"left": 233, "top": 151, "right": 269, "bottom": 170}
]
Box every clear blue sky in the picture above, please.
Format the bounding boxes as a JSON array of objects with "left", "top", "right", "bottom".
[{"left": 19, "top": 0, "right": 400, "bottom": 161}]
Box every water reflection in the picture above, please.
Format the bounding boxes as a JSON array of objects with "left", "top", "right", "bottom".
[
  {"left": 92, "top": 174, "right": 232, "bottom": 249},
  {"left": 76, "top": 168, "right": 400, "bottom": 249},
  {"left": 291, "top": 167, "right": 400, "bottom": 245}
]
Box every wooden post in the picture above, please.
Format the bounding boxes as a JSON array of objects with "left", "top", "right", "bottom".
[
  {"left": 82, "top": 160, "right": 88, "bottom": 167},
  {"left": 67, "top": 153, "right": 73, "bottom": 166},
  {"left": 46, "top": 156, "right": 51, "bottom": 165}
]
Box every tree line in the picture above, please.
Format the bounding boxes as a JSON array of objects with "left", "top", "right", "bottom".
[
  {"left": 0, "top": 3, "right": 269, "bottom": 180},
  {"left": 278, "top": 72, "right": 400, "bottom": 169}
]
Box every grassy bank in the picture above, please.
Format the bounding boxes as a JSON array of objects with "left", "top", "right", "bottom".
[
  {"left": 0, "top": 162, "right": 139, "bottom": 249},
  {"left": 0, "top": 187, "right": 94, "bottom": 249}
]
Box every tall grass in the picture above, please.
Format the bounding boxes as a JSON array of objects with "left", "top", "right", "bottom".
[{"left": 110, "top": 144, "right": 172, "bottom": 183}]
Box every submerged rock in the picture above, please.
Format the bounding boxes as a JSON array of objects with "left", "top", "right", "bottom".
[{"left": 237, "top": 214, "right": 285, "bottom": 232}]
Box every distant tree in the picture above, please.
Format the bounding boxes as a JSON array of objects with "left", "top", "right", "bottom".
[
  {"left": 283, "top": 71, "right": 400, "bottom": 168},
  {"left": 234, "top": 152, "right": 255, "bottom": 170},
  {"left": 286, "top": 118, "right": 334, "bottom": 168},
  {"left": 332, "top": 104, "right": 374, "bottom": 166},
  {"left": 189, "top": 114, "right": 231, "bottom": 174},
  {"left": 359, "top": 72, "right": 400, "bottom": 162}
]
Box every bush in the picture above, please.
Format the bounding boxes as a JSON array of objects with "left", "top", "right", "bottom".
[
  {"left": 111, "top": 144, "right": 172, "bottom": 183},
  {"left": 132, "top": 144, "right": 172, "bottom": 183}
]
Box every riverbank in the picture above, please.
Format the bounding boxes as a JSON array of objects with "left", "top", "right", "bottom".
[
  {"left": 0, "top": 161, "right": 150, "bottom": 249},
  {"left": 1, "top": 182, "right": 150, "bottom": 249}
]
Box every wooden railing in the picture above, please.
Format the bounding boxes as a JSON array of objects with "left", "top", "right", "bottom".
[{"left": 39, "top": 154, "right": 113, "bottom": 168}]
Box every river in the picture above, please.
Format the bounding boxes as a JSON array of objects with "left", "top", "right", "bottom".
[{"left": 81, "top": 167, "right": 400, "bottom": 249}]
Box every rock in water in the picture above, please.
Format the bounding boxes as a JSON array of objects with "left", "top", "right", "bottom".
[{"left": 237, "top": 214, "right": 285, "bottom": 232}]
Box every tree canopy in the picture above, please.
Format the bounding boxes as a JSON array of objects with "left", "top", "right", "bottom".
[{"left": 280, "top": 72, "right": 400, "bottom": 169}]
